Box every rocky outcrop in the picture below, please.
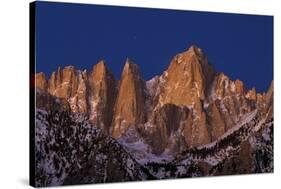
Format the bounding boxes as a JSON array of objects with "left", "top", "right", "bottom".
[
  {"left": 211, "top": 73, "right": 245, "bottom": 100},
  {"left": 189, "top": 97, "right": 211, "bottom": 146},
  {"left": 47, "top": 66, "right": 89, "bottom": 113},
  {"left": 142, "top": 46, "right": 214, "bottom": 152},
  {"left": 48, "top": 66, "right": 77, "bottom": 99},
  {"left": 37, "top": 62, "right": 117, "bottom": 134},
  {"left": 104, "top": 47, "right": 216, "bottom": 143},
  {"left": 265, "top": 81, "right": 273, "bottom": 120},
  {"left": 111, "top": 59, "right": 147, "bottom": 138},
  {"left": 89, "top": 60, "right": 117, "bottom": 134},
  {"left": 145, "top": 104, "right": 190, "bottom": 154},
  {"left": 145, "top": 46, "right": 216, "bottom": 152},
  {"left": 246, "top": 88, "right": 257, "bottom": 101},
  {"left": 207, "top": 72, "right": 256, "bottom": 133},
  {"left": 35, "top": 45, "right": 273, "bottom": 156},
  {"left": 35, "top": 72, "right": 48, "bottom": 91},
  {"left": 34, "top": 44, "right": 273, "bottom": 186},
  {"left": 206, "top": 100, "right": 226, "bottom": 141},
  {"left": 157, "top": 45, "right": 215, "bottom": 107}
]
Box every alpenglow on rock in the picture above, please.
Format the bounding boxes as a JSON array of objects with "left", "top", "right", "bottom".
[
  {"left": 157, "top": 45, "right": 215, "bottom": 107},
  {"left": 47, "top": 66, "right": 89, "bottom": 113},
  {"left": 34, "top": 44, "right": 273, "bottom": 186},
  {"left": 111, "top": 58, "right": 147, "bottom": 138},
  {"left": 89, "top": 60, "right": 117, "bottom": 134},
  {"left": 35, "top": 45, "right": 273, "bottom": 155}
]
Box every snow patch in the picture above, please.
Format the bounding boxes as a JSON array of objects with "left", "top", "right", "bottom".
[{"left": 118, "top": 127, "right": 173, "bottom": 165}]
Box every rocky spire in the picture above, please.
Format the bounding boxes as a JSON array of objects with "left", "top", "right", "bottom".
[
  {"left": 89, "top": 60, "right": 117, "bottom": 134},
  {"left": 111, "top": 58, "right": 146, "bottom": 138},
  {"left": 45, "top": 66, "right": 89, "bottom": 113},
  {"left": 157, "top": 45, "right": 215, "bottom": 107},
  {"left": 34, "top": 45, "right": 273, "bottom": 156}
]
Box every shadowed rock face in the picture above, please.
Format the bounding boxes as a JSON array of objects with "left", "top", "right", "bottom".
[
  {"left": 111, "top": 58, "right": 147, "bottom": 138},
  {"left": 264, "top": 81, "right": 273, "bottom": 121},
  {"left": 146, "top": 104, "right": 190, "bottom": 154},
  {"left": 206, "top": 100, "right": 226, "bottom": 141},
  {"left": 35, "top": 45, "right": 273, "bottom": 155}
]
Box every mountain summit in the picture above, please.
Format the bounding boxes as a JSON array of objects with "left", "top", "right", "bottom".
[
  {"left": 111, "top": 58, "right": 147, "bottom": 138},
  {"left": 35, "top": 45, "right": 273, "bottom": 155},
  {"left": 34, "top": 45, "right": 273, "bottom": 186}
]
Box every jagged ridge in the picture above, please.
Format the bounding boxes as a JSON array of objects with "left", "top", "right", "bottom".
[{"left": 35, "top": 45, "right": 273, "bottom": 186}]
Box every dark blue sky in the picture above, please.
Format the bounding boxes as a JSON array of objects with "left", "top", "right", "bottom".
[{"left": 35, "top": 1, "right": 273, "bottom": 92}]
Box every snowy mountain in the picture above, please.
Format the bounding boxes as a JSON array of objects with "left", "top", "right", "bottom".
[
  {"left": 35, "top": 91, "right": 151, "bottom": 187},
  {"left": 34, "top": 45, "right": 273, "bottom": 186},
  {"left": 144, "top": 111, "right": 273, "bottom": 178}
]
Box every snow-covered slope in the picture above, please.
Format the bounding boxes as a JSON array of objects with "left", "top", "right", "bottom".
[
  {"left": 35, "top": 108, "right": 149, "bottom": 187},
  {"left": 117, "top": 127, "right": 173, "bottom": 165},
  {"left": 142, "top": 111, "right": 273, "bottom": 178}
]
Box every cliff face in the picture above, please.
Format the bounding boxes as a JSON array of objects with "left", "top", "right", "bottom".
[
  {"left": 264, "top": 81, "right": 273, "bottom": 121},
  {"left": 157, "top": 45, "right": 215, "bottom": 107},
  {"left": 35, "top": 45, "right": 273, "bottom": 155},
  {"left": 111, "top": 59, "right": 147, "bottom": 138},
  {"left": 48, "top": 66, "right": 89, "bottom": 114},
  {"left": 34, "top": 45, "right": 273, "bottom": 186},
  {"left": 89, "top": 60, "right": 117, "bottom": 134},
  {"left": 35, "top": 72, "right": 48, "bottom": 91}
]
